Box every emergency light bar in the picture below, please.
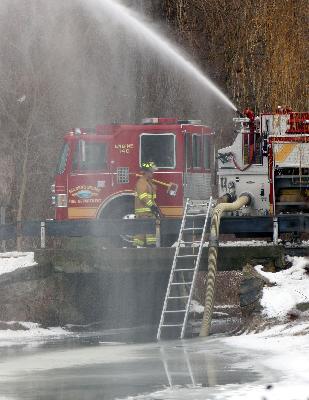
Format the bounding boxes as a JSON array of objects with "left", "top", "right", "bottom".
[
  {"left": 178, "top": 119, "right": 202, "bottom": 125},
  {"left": 142, "top": 117, "right": 202, "bottom": 125},
  {"left": 70, "top": 128, "right": 96, "bottom": 135},
  {"left": 142, "top": 117, "right": 178, "bottom": 125}
]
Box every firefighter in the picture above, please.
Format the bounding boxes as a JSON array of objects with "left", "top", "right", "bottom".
[{"left": 133, "top": 162, "right": 161, "bottom": 247}]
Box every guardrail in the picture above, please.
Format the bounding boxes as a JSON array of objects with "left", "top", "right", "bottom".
[{"left": 0, "top": 215, "right": 308, "bottom": 248}]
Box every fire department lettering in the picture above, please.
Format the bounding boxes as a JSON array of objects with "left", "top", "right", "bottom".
[
  {"left": 115, "top": 143, "right": 134, "bottom": 154},
  {"left": 69, "top": 185, "right": 101, "bottom": 198},
  {"left": 77, "top": 198, "right": 101, "bottom": 204}
]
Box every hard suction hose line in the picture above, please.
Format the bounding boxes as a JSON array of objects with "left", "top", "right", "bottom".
[{"left": 199, "top": 194, "right": 252, "bottom": 337}]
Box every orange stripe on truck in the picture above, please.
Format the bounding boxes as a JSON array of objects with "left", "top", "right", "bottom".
[
  {"left": 68, "top": 207, "right": 98, "bottom": 219},
  {"left": 274, "top": 143, "right": 296, "bottom": 163},
  {"left": 160, "top": 207, "right": 183, "bottom": 217}
]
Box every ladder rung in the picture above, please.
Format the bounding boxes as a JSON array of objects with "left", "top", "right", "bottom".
[
  {"left": 188, "top": 203, "right": 209, "bottom": 207},
  {"left": 168, "top": 296, "right": 189, "bottom": 299},
  {"left": 161, "top": 324, "right": 183, "bottom": 327},
  {"left": 177, "top": 254, "right": 197, "bottom": 258},
  {"left": 171, "top": 282, "right": 192, "bottom": 285},
  {"left": 164, "top": 310, "right": 186, "bottom": 313},
  {"left": 174, "top": 268, "right": 195, "bottom": 271},
  {"left": 183, "top": 227, "right": 203, "bottom": 231}
]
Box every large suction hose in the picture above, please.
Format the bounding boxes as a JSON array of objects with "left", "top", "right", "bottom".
[{"left": 199, "top": 194, "right": 252, "bottom": 337}]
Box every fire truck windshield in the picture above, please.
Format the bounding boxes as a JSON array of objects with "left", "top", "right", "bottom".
[
  {"left": 140, "top": 133, "right": 175, "bottom": 168},
  {"left": 56, "top": 143, "right": 69, "bottom": 174},
  {"left": 72, "top": 140, "right": 107, "bottom": 172}
]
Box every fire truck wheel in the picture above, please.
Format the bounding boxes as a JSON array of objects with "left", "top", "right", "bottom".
[
  {"left": 98, "top": 196, "right": 135, "bottom": 247},
  {"left": 98, "top": 196, "right": 135, "bottom": 220}
]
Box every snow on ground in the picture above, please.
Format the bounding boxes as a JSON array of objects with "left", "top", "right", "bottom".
[
  {"left": 172, "top": 239, "right": 309, "bottom": 248},
  {"left": 221, "top": 324, "right": 309, "bottom": 400},
  {"left": 256, "top": 256, "right": 309, "bottom": 319},
  {"left": 0, "top": 322, "right": 70, "bottom": 347},
  {"left": 126, "top": 382, "right": 309, "bottom": 400},
  {"left": 189, "top": 300, "right": 204, "bottom": 313},
  {"left": 218, "top": 239, "right": 271, "bottom": 247},
  {"left": 0, "top": 252, "right": 69, "bottom": 347},
  {"left": 131, "top": 380, "right": 309, "bottom": 400},
  {"left": 0, "top": 252, "right": 36, "bottom": 275}
]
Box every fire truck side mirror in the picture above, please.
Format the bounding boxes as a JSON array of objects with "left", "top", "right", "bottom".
[{"left": 81, "top": 140, "right": 86, "bottom": 162}]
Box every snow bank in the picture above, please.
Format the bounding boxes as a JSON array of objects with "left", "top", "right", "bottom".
[
  {"left": 219, "top": 240, "right": 272, "bottom": 247},
  {"left": 0, "top": 252, "right": 37, "bottom": 276},
  {"left": 222, "top": 324, "right": 309, "bottom": 399},
  {"left": 212, "top": 382, "right": 309, "bottom": 400},
  {"left": 255, "top": 256, "right": 309, "bottom": 319},
  {"left": 0, "top": 253, "right": 70, "bottom": 347},
  {"left": 124, "top": 381, "right": 309, "bottom": 400},
  {"left": 0, "top": 321, "right": 70, "bottom": 347},
  {"left": 172, "top": 239, "right": 309, "bottom": 248},
  {"left": 173, "top": 239, "right": 273, "bottom": 247},
  {"left": 189, "top": 300, "right": 204, "bottom": 313}
]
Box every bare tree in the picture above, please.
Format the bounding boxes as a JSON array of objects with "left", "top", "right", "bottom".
[
  {"left": 163, "top": 0, "right": 307, "bottom": 113},
  {"left": 0, "top": 32, "right": 41, "bottom": 249}
]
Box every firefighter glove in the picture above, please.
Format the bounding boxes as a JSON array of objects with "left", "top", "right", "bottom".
[{"left": 150, "top": 204, "right": 161, "bottom": 219}]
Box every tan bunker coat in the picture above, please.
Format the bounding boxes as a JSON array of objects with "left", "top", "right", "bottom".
[{"left": 134, "top": 175, "right": 157, "bottom": 247}]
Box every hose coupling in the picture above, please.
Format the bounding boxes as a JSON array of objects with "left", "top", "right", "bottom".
[{"left": 239, "top": 192, "right": 253, "bottom": 206}]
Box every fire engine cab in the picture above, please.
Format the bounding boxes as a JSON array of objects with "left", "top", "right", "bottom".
[{"left": 52, "top": 118, "right": 214, "bottom": 220}]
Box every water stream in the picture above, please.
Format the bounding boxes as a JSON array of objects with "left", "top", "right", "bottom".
[{"left": 84, "top": 0, "right": 237, "bottom": 112}]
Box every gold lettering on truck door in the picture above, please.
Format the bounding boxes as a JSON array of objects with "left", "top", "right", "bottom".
[{"left": 115, "top": 144, "right": 134, "bottom": 154}]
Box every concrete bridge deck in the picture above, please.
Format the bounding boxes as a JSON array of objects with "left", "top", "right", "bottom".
[{"left": 34, "top": 244, "right": 298, "bottom": 273}]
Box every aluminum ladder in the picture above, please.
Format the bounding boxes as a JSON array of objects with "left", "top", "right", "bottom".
[{"left": 157, "top": 197, "right": 213, "bottom": 340}]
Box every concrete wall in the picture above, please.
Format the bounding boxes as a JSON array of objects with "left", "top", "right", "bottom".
[
  {"left": 0, "top": 245, "right": 286, "bottom": 328},
  {"left": 0, "top": 254, "right": 170, "bottom": 328},
  {"left": 34, "top": 245, "right": 286, "bottom": 273}
]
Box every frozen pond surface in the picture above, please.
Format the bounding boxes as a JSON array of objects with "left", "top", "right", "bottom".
[{"left": 0, "top": 328, "right": 281, "bottom": 400}]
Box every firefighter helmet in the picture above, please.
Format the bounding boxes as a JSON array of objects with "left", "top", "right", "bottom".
[{"left": 141, "top": 161, "right": 158, "bottom": 172}]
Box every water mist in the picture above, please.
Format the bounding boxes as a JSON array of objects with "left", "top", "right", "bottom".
[{"left": 83, "top": 0, "right": 237, "bottom": 111}]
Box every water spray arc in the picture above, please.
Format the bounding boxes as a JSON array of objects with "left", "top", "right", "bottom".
[{"left": 84, "top": 0, "right": 237, "bottom": 111}]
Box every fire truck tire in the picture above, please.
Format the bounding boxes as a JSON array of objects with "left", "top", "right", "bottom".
[{"left": 98, "top": 195, "right": 135, "bottom": 220}]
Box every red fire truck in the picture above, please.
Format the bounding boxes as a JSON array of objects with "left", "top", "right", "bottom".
[
  {"left": 217, "top": 111, "right": 309, "bottom": 216},
  {"left": 52, "top": 118, "right": 214, "bottom": 220},
  {"left": 266, "top": 112, "right": 309, "bottom": 214}
]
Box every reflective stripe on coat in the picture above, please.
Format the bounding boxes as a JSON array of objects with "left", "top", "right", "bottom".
[{"left": 134, "top": 175, "right": 157, "bottom": 214}]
